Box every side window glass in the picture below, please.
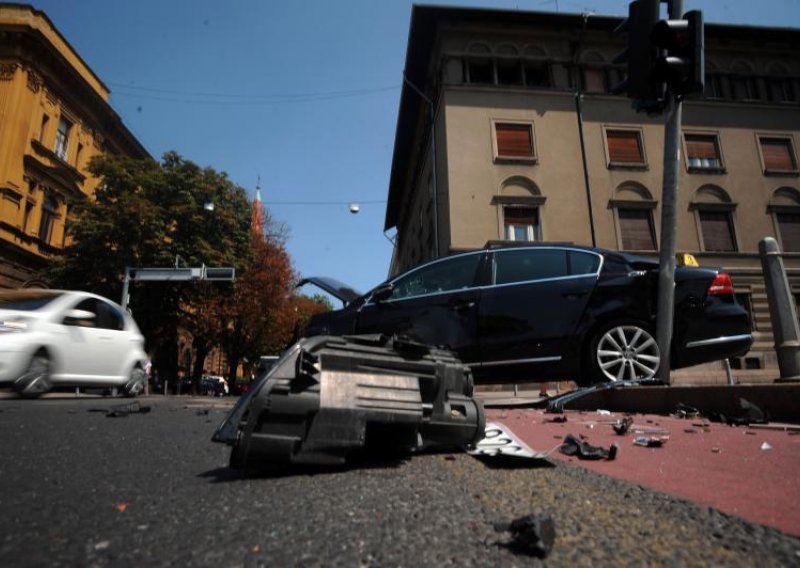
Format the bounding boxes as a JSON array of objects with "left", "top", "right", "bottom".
[
  {"left": 391, "top": 254, "right": 481, "bottom": 300},
  {"left": 65, "top": 298, "right": 99, "bottom": 327},
  {"left": 97, "top": 301, "right": 125, "bottom": 331},
  {"left": 568, "top": 251, "right": 601, "bottom": 275},
  {"left": 493, "top": 249, "right": 568, "bottom": 285}
]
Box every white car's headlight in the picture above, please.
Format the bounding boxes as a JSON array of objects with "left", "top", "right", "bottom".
[{"left": 0, "top": 319, "right": 29, "bottom": 333}]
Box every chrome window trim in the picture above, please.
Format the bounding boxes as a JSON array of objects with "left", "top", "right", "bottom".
[
  {"left": 363, "top": 246, "right": 604, "bottom": 306},
  {"left": 472, "top": 355, "right": 562, "bottom": 368},
  {"left": 685, "top": 334, "right": 753, "bottom": 349}
]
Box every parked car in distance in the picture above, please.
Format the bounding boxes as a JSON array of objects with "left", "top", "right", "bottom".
[
  {"left": 0, "top": 289, "right": 148, "bottom": 397},
  {"left": 200, "top": 375, "right": 228, "bottom": 397},
  {"left": 298, "top": 244, "right": 753, "bottom": 386}
]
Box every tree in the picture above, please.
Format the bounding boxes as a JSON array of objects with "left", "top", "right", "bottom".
[{"left": 45, "top": 152, "right": 252, "bottom": 385}]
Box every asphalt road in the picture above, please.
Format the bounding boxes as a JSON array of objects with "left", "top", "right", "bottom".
[{"left": 1, "top": 395, "right": 798, "bottom": 567}]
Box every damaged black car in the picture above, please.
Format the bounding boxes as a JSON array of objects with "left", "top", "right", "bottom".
[{"left": 298, "top": 244, "right": 753, "bottom": 386}]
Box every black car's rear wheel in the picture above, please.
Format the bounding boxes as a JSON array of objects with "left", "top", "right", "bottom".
[{"left": 588, "top": 322, "right": 660, "bottom": 383}]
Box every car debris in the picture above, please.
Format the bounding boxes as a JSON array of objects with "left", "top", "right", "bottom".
[
  {"left": 468, "top": 421, "right": 555, "bottom": 461},
  {"left": 494, "top": 513, "right": 556, "bottom": 558},
  {"left": 101, "top": 401, "right": 152, "bottom": 418},
  {"left": 633, "top": 435, "right": 668, "bottom": 447},
  {"left": 212, "top": 334, "right": 485, "bottom": 468},
  {"left": 612, "top": 416, "right": 633, "bottom": 435},
  {"left": 559, "top": 433, "right": 617, "bottom": 460}
]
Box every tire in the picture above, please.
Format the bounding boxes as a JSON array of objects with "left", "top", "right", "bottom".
[
  {"left": 123, "top": 367, "right": 147, "bottom": 397},
  {"left": 13, "top": 350, "right": 52, "bottom": 399},
  {"left": 587, "top": 321, "right": 661, "bottom": 383}
]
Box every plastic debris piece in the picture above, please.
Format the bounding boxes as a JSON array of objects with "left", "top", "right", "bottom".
[
  {"left": 470, "top": 422, "right": 554, "bottom": 460},
  {"left": 673, "top": 402, "right": 700, "bottom": 419},
  {"left": 106, "top": 401, "right": 151, "bottom": 418},
  {"left": 613, "top": 416, "right": 633, "bottom": 435},
  {"left": 760, "top": 442, "right": 773, "bottom": 451},
  {"left": 711, "top": 447, "right": 721, "bottom": 453},
  {"left": 633, "top": 436, "right": 668, "bottom": 447},
  {"left": 559, "top": 434, "right": 617, "bottom": 460},
  {"left": 115, "top": 503, "right": 128, "bottom": 512},
  {"left": 495, "top": 513, "right": 556, "bottom": 558},
  {"left": 597, "top": 409, "right": 611, "bottom": 415}
]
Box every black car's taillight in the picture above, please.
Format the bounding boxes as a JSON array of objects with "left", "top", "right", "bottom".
[{"left": 707, "top": 273, "right": 734, "bottom": 296}]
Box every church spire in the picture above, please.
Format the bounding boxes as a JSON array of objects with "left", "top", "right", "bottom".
[{"left": 251, "top": 176, "right": 264, "bottom": 238}]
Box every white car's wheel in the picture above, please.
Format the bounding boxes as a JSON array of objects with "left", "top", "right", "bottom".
[
  {"left": 123, "top": 367, "right": 147, "bottom": 397},
  {"left": 13, "top": 350, "right": 52, "bottom": 399}
]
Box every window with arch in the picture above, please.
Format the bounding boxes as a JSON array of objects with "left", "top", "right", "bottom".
[
  {"left": 492, "top": 177, "right": 545, "bottom": 243},
  {"left": 766, "top": 63, "right": 796, "bottom": 103},
  {"left": 691, "top": 186, "right": 738, "bottom": 252},
  {"left": 522, "top": 45, "right": 551, "bottom": 88},
  {"left": 730, "top": 61, "right": 759, "bottom": 101},
  {"left": 704, "top": 61, "right": 724, "bottom": 99},
  {"left": 768, "top": 188, "right": 800, "bottom": 252},
  {"left": 495, "top": 44, "right": 522, "bottom": 86},
  {"left": 581, "top": 52, "right": 607, "bottom": 94},
  {"left": 465, "top": 43, "right": 493, "bottom": 84},
  {"left": 610, "top": 184, "right": 657, "bottom": 251},
  {"left": 38, "top": 192, "right": 59, "bottom": 244}
]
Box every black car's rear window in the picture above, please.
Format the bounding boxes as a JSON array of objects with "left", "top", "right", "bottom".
[
  {"left": 493, "top": 249, "right": 568, "bottom": 284},
  {"left": 568, "top": 251, "right": 601, "bottom": 275},
  {"left": 0, "top": 290, "right": 62, "bottom": 311}
]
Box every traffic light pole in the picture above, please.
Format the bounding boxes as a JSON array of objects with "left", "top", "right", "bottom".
[{"left": 655, "top": 0, "right": 683, "bottom": 384}]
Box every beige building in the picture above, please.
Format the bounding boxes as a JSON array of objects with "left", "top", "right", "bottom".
[
  {"left": 0, "top": 4, "right": 148, "bottom": 289},
  {"left": 386, "top": 6, "right": 799, "bottom": 372}
]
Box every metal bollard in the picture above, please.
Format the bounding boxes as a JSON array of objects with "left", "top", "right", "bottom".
[{"left": 759, "top": 237, "right": 800, "bottom": 382}]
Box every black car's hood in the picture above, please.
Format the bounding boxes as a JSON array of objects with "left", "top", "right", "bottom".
[{"left": 297, "top": 276, "right": 362, "bottom": 305}]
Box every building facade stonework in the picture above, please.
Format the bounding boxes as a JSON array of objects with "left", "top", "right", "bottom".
[
  {"left": 0, "top": 4, "right": 148, "bottom": 289},
  {"left": 386, "top": 6, "right": 799, "bottom": 372}
]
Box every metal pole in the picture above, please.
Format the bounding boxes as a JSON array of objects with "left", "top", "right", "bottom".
[
  {"left": 655, "top": 0, "right": 683, "bottom": 385},
  {"left": 759, "top": 237, "right": 800, "bottom": 381},
  {"left": 574, "top": 12, "right": 597, "bottom": 247},
  {"left": 121, "top": 267, "right": 131, "bottom": 312}
]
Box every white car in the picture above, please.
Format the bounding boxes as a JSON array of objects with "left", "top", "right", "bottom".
[{"left": 0, "top": 289, "right": 148, "bottom": 398}]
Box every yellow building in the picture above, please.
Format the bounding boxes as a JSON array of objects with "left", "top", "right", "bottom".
[{"left": 0, "top": 3, "right": 148, "bottom": 288}]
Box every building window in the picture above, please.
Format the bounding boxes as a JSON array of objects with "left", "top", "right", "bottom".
[
  {"left": 54, "top": 117, "right": 72, "bottom": 161},
  {"left": 503, "top": 206, "right": 540, "bottom": 241},
  {"left": 524, "top": 61, "right": 551, "bottom": 87},
  {"left": 776, "top": 212, "right": 800, "bottom": 252},
  {"left": 494, "top": 122, "right": 535, "bottom": 161},
  {"left": 617, "top": 208, "right": 657, "bottom": 251},
  {"left": 606, "top": 129, "right": 646, "bottom": 167},
  {"left": 38, "top": 193, "right": 58, "bottom": 244},
  {"left": 495, "top": 45, "right": 522, "bottom": 86},
  {"left": 698, "top": 210, "right": 737, "bottom": 252},
  {"left": 465, "top": 43, "right": 493, "bottom": 84},
  {"left": 583, "top": 67, "right": 607, "bottom": 93},
  {"left": 685, "top": 133, "right": 723, "bottom": 171},
  {"left": 759, "top": 136, "right": 798, "bottom": 175}
]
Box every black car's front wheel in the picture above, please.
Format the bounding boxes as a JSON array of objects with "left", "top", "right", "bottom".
[{"left": 588, "top": 322, "right": 661, "bottom": 383}]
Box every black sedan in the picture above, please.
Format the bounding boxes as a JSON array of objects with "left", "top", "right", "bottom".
[{"left": 298, "top": 244, "right": 752, "bottom": 385}]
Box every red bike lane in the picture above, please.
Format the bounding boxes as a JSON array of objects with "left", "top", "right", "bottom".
[{"left": 485, "top": 407, "right": 800, "bottom": 537}]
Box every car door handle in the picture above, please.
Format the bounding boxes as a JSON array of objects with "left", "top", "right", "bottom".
[
  {"left": 451, "top": 300, "right": 476, "bottom": 312},
  {"left": 562, "top": 291, "right": 588, "bottom": 299}
]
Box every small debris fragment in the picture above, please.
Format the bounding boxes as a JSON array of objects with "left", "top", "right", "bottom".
[
  {"left": 94, "top": 541, "right": 110, "bottom": 551},
  {"left": 596, "top": 409, "right": 611, "bottom": 416},
  {"left": 114, "top": 503, "right": 128, "bottom": 512},
  {"left": 544, "top": 416, "right": 568, "bottom": 423},
  {"left": 633, "top": 436, "right": 668, "bottom": 447},
  {"left": 560, "top": 434, "right": 617, "bottom": 460},
  {"left": 495, "top": 513, "right": 556, "bottom": 558},
  {"left": 613, "top": 416, "right": 633, "bottom": 435},
  {"left": 760, "top": 442, "right": 773, "bottom": 451},
  {"left": 711, "top": 447, "right": 721, "bottom": 453},
  {"left": 673, "top": 402, "right": 700, "bottom": 419},
  {"left": 106, "top": 402, "right": 151, "bottom": 418}
]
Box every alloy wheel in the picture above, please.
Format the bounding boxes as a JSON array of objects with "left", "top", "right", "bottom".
[{"left": 595, "top": 325, "right": 660, "bottom": 382}]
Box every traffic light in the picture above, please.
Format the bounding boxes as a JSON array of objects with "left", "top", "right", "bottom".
[
  {"left": 612, "top": 0, "right": 664, "bottom": 112},
  {"left": 651, "top": 10, "right": 704, "bottom": 96}
]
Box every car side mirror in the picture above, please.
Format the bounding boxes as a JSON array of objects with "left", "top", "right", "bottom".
[
  {"left": 371, "top": 283, "right": 394, "bottom": 303},
  {"left": 63, "top": 309, "right": 96, "bottom": 326}
]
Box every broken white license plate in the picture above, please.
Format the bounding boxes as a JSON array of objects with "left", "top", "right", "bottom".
[{"left": 468, "top": 422, "right": 554, "bottom": 461}]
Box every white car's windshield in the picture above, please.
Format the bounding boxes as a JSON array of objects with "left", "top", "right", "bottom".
[{"left": 0, "top": 290, "right": 63, "bottom": 311}]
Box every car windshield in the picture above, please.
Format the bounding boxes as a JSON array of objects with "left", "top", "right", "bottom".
[{"left": 0, "top": 290, "right": 63, "bottom": 311}]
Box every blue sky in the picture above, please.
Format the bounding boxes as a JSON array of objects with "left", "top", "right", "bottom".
[{"left": 32, "top": 0, "right": 798, "bottom": 295}]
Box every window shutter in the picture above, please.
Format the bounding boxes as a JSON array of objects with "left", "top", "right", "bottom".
[
  {"left": 685, "top": 135, "right": 718, "bottom": 160},
  {"left": 607, "top": 131, "right": 644, "bottom": 164},
  {"left": 761, "top": 138, "right": 797, "bottom": 171},
  {"left": 699, "top": 211, "right": 736, "bottom": 252},
  {"left": 618, "top": 209, "right": 656, "bottom": 250},
  {"left": 496, "top": 124, "right": 533, "bottom": 158},
  {"left": 777, "top": 213, "right": 800, "bottom": 252}
]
